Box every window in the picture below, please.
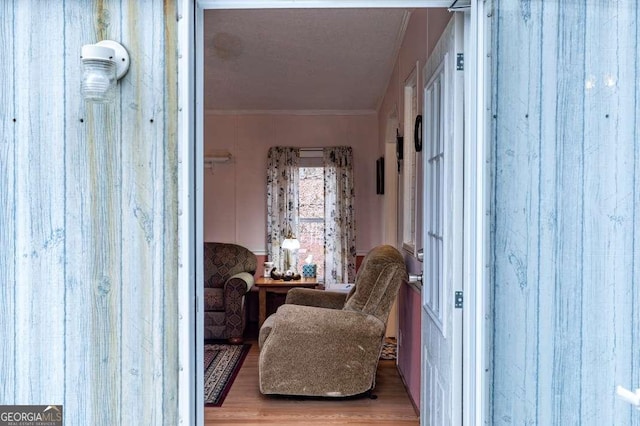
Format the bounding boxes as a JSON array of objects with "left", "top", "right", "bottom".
[
  {"left": 297, "top": 166, "right": 325, "bottom": 280},
  {"left": 266, "top": 146, "right": 355, "bottom": 284}
]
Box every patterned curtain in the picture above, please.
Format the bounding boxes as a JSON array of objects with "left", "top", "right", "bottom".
[
  {"left": 266, "top": 147, "right": 300, "bottom": 271},
  {"left": 323, "top": 146, "right": 356, "bottom": 283}
]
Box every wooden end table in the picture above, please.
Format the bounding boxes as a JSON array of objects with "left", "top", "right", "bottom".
[{"left": 255, "top": 277, "right": 319, "bottom": 327}]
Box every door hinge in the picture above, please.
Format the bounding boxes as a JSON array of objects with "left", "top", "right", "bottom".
[
  {"left": 456, "top": 53, "right": 464, "bottom": 71},
  {"left": 455, "top": 291, "right": 463, "bottom": 309}
]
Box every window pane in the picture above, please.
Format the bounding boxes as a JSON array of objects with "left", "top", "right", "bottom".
[
  {"left": 297, "top": 221, "right": 324, "bottom": 280},
  {"left": 299, "top": 167, "right": 324, "bottom": 219},
  {"left": 298, "top": 166, "right": 325, "bottom": 279}
]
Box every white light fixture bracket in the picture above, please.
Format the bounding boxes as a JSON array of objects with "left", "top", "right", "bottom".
[{"left": 95, "top": 40, "right": 130, "bottom": 80}]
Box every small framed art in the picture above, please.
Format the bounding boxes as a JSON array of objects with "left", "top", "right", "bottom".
[{"left": 376, "top": 157, "right": 385, "bottom": 195}]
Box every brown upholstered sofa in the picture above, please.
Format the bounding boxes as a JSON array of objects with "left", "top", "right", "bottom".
[
  {"left": 258, "top": 244, "right": 407, "bottom": 396},
  {"left": 204, "top": 242, "right": 257, "bottom": 343}
]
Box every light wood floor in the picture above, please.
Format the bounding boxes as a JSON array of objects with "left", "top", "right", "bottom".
[{"left": 205, "top": 340, "right": 419, "bottom": 425}]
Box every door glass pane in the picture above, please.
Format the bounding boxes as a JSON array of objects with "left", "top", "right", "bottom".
[{"left": 424, "top": 62, "right": 447, "bottom": 333}]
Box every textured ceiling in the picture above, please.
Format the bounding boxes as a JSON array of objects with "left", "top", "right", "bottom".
[{"left": 203, "top": 9, "right": 410, "bottom": 112}]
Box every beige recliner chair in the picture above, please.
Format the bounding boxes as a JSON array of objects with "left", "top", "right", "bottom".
[{"left": 258, "top": 244, "right": 407, "bottom": 397}]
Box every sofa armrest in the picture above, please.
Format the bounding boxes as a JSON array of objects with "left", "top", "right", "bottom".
[
  {"left": 224, "top": 271, "right": 254, "bottom": 294},
  {"left": 223, "top": 272, "right": 254, "bottom": 341},
  {"left": 285, "top": 288, "right": 346, "bottom": 309}
]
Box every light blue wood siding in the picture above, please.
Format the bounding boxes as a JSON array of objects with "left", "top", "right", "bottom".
[
  {"left": 491, "top": 1, "right": 640, "bottom": 425},
  {"left": 0, "top": 1, "right": 179, "bottom": 424}
]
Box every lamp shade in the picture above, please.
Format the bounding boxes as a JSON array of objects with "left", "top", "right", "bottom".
[
  {"left": 81, "top": 45, "right": 117, "bottom": 103},
  {"left": 281, "top": 238, "right": 300, "bottom": 250}
]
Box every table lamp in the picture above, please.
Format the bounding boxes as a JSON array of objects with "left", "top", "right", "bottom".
[{"left": 281, "top": 230, "right": 300, "bottom": 272}]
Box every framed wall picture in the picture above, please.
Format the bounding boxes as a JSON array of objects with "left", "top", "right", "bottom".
[
  {"left": 376, "top": 157, "right": 385, "bottom": 195},
  {"left": 396, "top": 130, "right": 403, "bottom": 173}
]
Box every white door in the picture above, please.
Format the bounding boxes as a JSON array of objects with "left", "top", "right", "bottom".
[{"left": 420, "top": 13, "right": 464, "bottom": 426}]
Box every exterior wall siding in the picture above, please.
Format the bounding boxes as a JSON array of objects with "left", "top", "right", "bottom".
[
  {"left": 0, "top": 1, "right": 179, "bottom": 424},
  {"left": 491, "top": 1, "right": 640, "bottom": 424}
]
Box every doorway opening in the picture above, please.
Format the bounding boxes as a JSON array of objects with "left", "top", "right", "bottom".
[{"left": 180, "top": 1, "right": 489, "bottom": 425}]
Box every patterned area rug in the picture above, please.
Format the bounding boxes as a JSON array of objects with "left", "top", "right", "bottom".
[
  {"left": 204, "top": 343, "right": 251, "bottom": 407},
  {"left": 380, "top": 337, "right": 397, "bottom": 360}
]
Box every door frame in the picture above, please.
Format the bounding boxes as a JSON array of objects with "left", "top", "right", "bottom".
[
  {"left": 462, "top": 2, "right": 490, "bottom": 424},
  {"left": 176, "top": 1, "right": 489, "bottom": 425}
]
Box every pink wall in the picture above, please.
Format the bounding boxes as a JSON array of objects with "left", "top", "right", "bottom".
[
  {"left": 378, "top": 9, "right": 452, "bottom": 146},
  {"left": 377, "top": 8, "right": 453, "bottom": 411},
  {"left": 398, "top": 283, "right": 422, "bottom": 411},
  {"left": 203, "top": 113, "right": 381, "bottom": 255}
]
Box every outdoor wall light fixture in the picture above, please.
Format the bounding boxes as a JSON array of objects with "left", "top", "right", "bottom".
[{"left": 81, "top": 40, "right": 130, "bottom": 103}]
